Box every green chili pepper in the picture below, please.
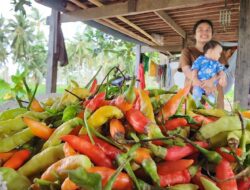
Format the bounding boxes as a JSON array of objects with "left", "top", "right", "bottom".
[
  {"left": 0, "top": 167, "right": 31, "bottom": 190},
  {"left": 103, "top": 144, "right": 139, "bottom": 190},
  {"left": 199, "top": 116, "right": 242, "bottom": 139},
  {"left": 200, "top": 176, "right": 220, "bottom": 190},
  {"left": 168, "top": 183, "right": 199, "bottom": 190},
  {"left": 62, "top": 104, "right": 79, "bottom": 122},
  {"left": 0, "top": 128, "right": 34, "bottom": 152},
  {"left": 186, "top": 94, "right": 197, "bottom": 114},
  {"left": 176, "top": 135, "right": 222, "bottom": 164},
  {"left": 18, "top": 144, "right": 64, "bottom": 177},
  {"left": 142, "top": 158, "right": 160, "bottom": 185},
  {"left": 117, "top": 154, "right": 141, "bottom": 190},
  {"left": 209, "top": 131, "right": 229, "bottom": 148},
  {"left": 0, "top": 111, "right": 49, "bottom": 135},
  {"left": 148, "top": 85, "right": 178, "bottom": 97},
  {"left": 227, "top": 129, "right": 250, "bottom": 145},
  {"left": 42, "top": 117, "right": 83, "bottom": 149},
  {"left": 0, "top": 107, "right": 27, "bottom": 121},
  {"left": 194, "top": 108, "right": 228, "bottom": 117}
]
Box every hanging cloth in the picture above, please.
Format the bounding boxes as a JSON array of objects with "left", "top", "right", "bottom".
[
  {"left": 143, "top": 55, "right": 150, "bottom": 72},
  {"left": 138, "top": 63, "right": 146, "bottom": 89},
  {"left": 149, "top": 60, "right": 157, "bottom": 77}
]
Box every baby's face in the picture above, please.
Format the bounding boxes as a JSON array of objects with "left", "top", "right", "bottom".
[{"left": 205, "top": 45, "right": 223, "bottom": 61}]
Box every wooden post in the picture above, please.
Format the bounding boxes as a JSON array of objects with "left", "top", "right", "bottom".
[
  {"left": 234, "top": 0, "right": 250, "bottom": 108},
  {"left": 46, "top": 9, "right": 60, "bottom": 93},
  {"left": 134, "top": 44, "right": 141, "bottom": 87}
]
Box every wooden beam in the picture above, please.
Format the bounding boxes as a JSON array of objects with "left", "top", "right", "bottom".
[
  {"left": 151, "top": 45, "right": 182, "bottom": 53},
  {"left": 46, "top": 10, "right": 59, "bottom": 93},
  {"left": 234, "top": 0, "right": 250, "bottom": 109},
  {"left": 141, "top": 45, "right": 182, "bottom": 53},
  {"left": 61, "top": 0, "right": 224, "bottom": 22},
  {"left": 154, "top": 10, "right": 186, "bottom": 38},
  {"left": 69, "top": 0, "right": 155, "bottom": 46},
  {"left": 88, "top": 0, "right": 160, "bottom": 45},
  {"left": 128, "top": 0, "right": 137, "bottom": 12}
]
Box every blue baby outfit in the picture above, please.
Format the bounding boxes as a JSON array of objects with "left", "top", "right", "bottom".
[{"left": 191, "top": 55, "right": 225, "bottom": 106}]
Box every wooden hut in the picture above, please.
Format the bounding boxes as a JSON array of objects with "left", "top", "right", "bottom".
[{"left": 36, "top": 0, "right": 250, "bottom": 109}]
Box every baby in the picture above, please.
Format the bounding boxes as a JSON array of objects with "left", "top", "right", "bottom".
[{"left": 191, "top": 40, "right": 227, "bottom": 106}]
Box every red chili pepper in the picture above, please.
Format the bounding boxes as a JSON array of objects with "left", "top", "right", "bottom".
[
  {"left": 125, "top": 108, "right": 149, "bottom": 133},
  {"left": 110, "top": 119, "right": 125, "bottom": 141},
  {"left": 164, "top": 118, "right": 188, "bottom": 130},
  {"left": 89, "top": 78, "right": 98, "bottom": 95},
  {"left": 84, "top": 92, "right": 106, "bottom": 144},
  {"left": 216, "top": 159, "right": 238, "bottom": 190},
  {"left": 164, "top": 141, "right": 208, "bottom": 161},
  {"left": 157, "top": 159, "right": 194, "bottom": 175},
  {"left": 85, "top": 92, "right": 106, "bottom": 113},
  {"left": 61, "top": 135, "right": 113, "bottom": 168},
  {"left": 159, "top": 84, "right": 191, "bottom": 121},
  {"left": 114, "top": 77, "right": 136, "bottom": 112},
  {"left": 76, "top": 110, "right": 84, "bottom": 119},
  {"left": 237, "top": 177, "right": 250, "bottom": 190},
  {"left": 159, "top": 169, "right": 191, "bottom": 187},
  {"left": 80, "top": 135, "right": 122, "bottom": 160},
  {"left": 3, "top": 149, "right": 31, "bottom": 169},
  {"left": 193, "top": 115, "right": 217, "bottom": 125},
  {"left": 87, "top": 166, "right": 133, "bottom": 190},
  {"left": 216, "top": 147, "right": 242, "bottom": 162}
]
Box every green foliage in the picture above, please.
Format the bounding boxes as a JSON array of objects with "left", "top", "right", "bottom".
[
  {"left": 69, "top": 167, "right": 102, "bottom": 190},
  {"left": 11, "top": 0, "right": 31, "bottom": 16}
]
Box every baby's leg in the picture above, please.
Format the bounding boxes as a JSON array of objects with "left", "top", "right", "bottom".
[
  {"left": 192, "top": 86, "right": 205, "bottom": 107},
  {"left": 207, "top": 93, "right": 216, "bottom": 104}
]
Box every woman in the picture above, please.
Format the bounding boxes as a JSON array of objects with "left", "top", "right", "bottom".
[{"left": 179, "top": 19, "right": 228, "bottom": 108}]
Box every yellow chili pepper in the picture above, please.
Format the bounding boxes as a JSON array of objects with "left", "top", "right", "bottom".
[
  {"left": 80, "top": 106, "right": 123, "bottom": 134},
  {"left": 139, "top": 89, "right": 155, "bottom": 123}
]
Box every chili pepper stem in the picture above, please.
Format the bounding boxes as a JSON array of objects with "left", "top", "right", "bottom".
[
  {"left": 174, "top": 134, "right": 222, "bottom": 164},
  {"left": 104, "top": 144, "right": 140, "bottom": 190},
  {"left": 84, "top": 112, "right": 95, "bottom": 144}
]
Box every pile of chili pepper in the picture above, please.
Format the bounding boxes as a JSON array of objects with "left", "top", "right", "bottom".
[{"left": 0, "top": 71, "right": 250, "bottom": 190}]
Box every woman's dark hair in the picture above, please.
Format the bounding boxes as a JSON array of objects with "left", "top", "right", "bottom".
[
  {"left": 203, "top": 40, "right": 222, "bottom": 53},
  {"left": 193, "top": 19, "right": 214, "bottom": 34}
]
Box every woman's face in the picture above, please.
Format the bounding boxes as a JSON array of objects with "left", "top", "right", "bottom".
[{"left": 195, "top": 23, "right": 213, "bottom": 44}]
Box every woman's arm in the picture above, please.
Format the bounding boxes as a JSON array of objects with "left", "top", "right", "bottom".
[{"left": 191, "top": 69, "right": 202, "bottom": 86}]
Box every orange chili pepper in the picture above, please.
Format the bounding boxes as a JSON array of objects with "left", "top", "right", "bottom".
[
  {"left": 22, "top": 117, "right": 54, "bottom": 140},
  {"left": 30, "top": 98, "right": 44, "bottom": 112},
  {"left": 61, "top": 177, "right": 78, "bottom": 190},
  {"left": 3, "top": 149, "right": 30, "bottom": 169},
  {"left": 159, "top": 84, "right": 191, "bottom": 121},
  {"left": 0, "top": 150, "right": 17, "bottom": 163},
  {"left": 110, "top": 119, "right": 125, "bottom": 141},
  {"left": 63, "top": 142, "right": 77, "bottom": 157}
]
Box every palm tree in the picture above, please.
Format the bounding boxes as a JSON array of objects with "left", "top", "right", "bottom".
[
  {"left": 0, "top": 16, "right": 8, "bottom": 66},
  {"left": 8, "top": 13, "right": 34, "bottom": 61}
]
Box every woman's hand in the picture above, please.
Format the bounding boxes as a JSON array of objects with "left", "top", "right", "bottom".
[
  {"left": 192, "top": 78, "right": 202, "bottom": 87},
  {"left": 201, "top": 78, "right": 217, "bottom": 94}
]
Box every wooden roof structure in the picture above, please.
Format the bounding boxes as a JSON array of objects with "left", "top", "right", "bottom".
[
  {"left": 36, "top": 0, "right": 250, "bottom": 109},
  {"left": 59, "top": 0, "right": 240, "bottom": 54}
]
